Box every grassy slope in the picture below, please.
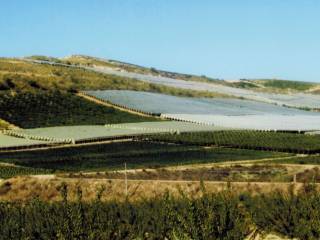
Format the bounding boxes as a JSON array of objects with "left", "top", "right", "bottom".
[
  {"left": 56, "top": 55, "right": 227, "bottom": 85},
  {"left": 20, "top": 56, "right": 320, "bottom": 94},
  {"left": 61, "top": 56, "right": 320, "bottom": 93},
  {"left": 0, "top": 91, "right": 156, "bottom": 128},
  {"left": 253, "top": 79, "right": 318, "bottom": 92},
  {"left": 0, "top": 58, "right": 228, "bottom": 98},
  {"left": 0, "top": 142, "right": 286, "bottom": 172}
]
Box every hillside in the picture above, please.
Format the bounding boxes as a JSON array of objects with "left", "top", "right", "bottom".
[
  {"left": 31, "top": 55, "right": 227, "bottom": 85},
  {"left": 36, "top": 54, "right": 320, "bottom": 93},
  {"left": 0, "top": 58, "right": 227, "bottom": 98},
  {"left": 1, "top": 55, "right": 320, "bottom": 240},
  {"left": 250, "top": 79, "right": 318, "bottom": 92}
]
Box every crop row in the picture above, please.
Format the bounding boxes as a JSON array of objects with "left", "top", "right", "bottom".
[
  {"left": 0, "top": 165, "right": 52, "bottom": 179},
  {"left": 104, "top": 123, "right": 180, "bottom": 134},
  {"left": 82, "top": 91, "right": 161, "bottom": 117},
  {"left": 2, "top": 129, "right": 73, "bottom": 144},
  {"left": 0, "top": 91, "right": 154, "bottom": 128},
  {"left": 0, "top": 141, "right": 282, "bottom": 172},
  {"left": 145, "top": 130, "right": 320, "bottom": 154}
]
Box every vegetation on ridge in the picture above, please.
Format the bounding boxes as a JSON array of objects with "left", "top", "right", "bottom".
[{"left": 0, "top": 58, "right": 229, "bottom": 98}]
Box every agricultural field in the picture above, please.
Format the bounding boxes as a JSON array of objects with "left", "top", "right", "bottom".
[
  {"left": 88, "top": 64, "right": 320, "bottom": 109},
  {"left": 0, "top": 141, "right": 286, "bottom": 172},
  {"left": 4, "top": 0, "right": 320, "bottom": 235},
  {"left": 86, "top": 90, "right": 319, "bottom": 115},
  {"left": 1, "top": 56, "right": 320, "bottom": 240},
  {"left": 0, "top": 132, "right": 54, "bottom": 148},
  {"left": 0, "top": 121, "right": 225, "bottom": 150},
  {"left": 85, "top": 90, "right": 320, "bottom": 130},
  {"left": 1, "top": 185, "right": 320, "bottom": 239},
  {"left": 6, "top": 121, "right": 223, "bottom": 141},
  {"left": 0, "top": 91, "right": 155, "bottom": 128},
  {"left": 20, "top": 57, "right": 320, "bottom": 110},
  {"left": 147, "top": 131, "right": 320, "bottom": 154},
  {"left": 164, "top": 114, "right": 320, "bottom": 131}
]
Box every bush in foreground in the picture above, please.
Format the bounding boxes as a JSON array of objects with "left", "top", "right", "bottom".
[{"left": 0, "top": 184, "right": 320, "bottom": 239}]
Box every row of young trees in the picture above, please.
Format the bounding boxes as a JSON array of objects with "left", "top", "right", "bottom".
[
  {"left": 0, "top": 165, "right": 52, "bottom": 179},
  {"left": 0, "top": 91, "right": 152, "bottom": 128},
  {"left": 0, "top": 183, "right": 319, "bottom": 239},
  {"left": 146, "top": 130, "right": 320, "bottom": 154}
]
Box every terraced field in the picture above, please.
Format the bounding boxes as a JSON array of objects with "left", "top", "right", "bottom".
[
  {"left": 0, "top": 121, "right": 225, "bottom": 150},
  {"left": 85, "top": 90, "right": 320, "bottom": 130}
]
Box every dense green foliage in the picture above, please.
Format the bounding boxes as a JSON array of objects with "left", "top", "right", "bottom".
[
  {"left": 257, "top": 79, "right": 316, "bottom": 91},
  {"left": 28, "top": 55, "right": 64, "bottom": 64},
  {"left": 0, "top": 165, "right": 52, "bottom": 179},
  {"left": 0, "top": 185, "right": 320, "bottom": 239},
  {"left": 0, "top": 91, "right": 155, "bottom": 128},
  {"left": 0, "top": 142, "right": 284, "bottom": 172},
  {"left": 246, "top": 185, "right": 320, "bottom": 239},
  {"left": 230, "top": 81, "right": 258, "bottom": 89},
  {"left": 0, "top": 188, "right": 250, "bottom": 240},
  {"left": 147, "top": 131, "right": 320, "bottom": 154}
]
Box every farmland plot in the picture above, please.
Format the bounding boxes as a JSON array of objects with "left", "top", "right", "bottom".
[
  {"left": 0, "top": 133, "right": 56, "bottom": 150},
  {"left": 164, "top": 114, "right": 320, "bottom": 131},
  {"left": 9, "top": 122, "right": 223, "bottom": 141},
  {"left": 85, "top": 90, "right": 320, "bottom": 130},
  {"left": 89, "top": 66, "right": 320, "bottom": 109},
  {"left": 0, "top": 122, "right": 223, "bottom": 149},
  {"left": 86, "top": 90, "right": 319, "bottom": 115}
]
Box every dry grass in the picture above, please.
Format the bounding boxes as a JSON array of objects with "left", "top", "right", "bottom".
[
  {"left": 0, "top": 119, "right": 19, "bottom": 129},
  {"left": 0, "top": 58, "right": 230, "bottom": 98},
  {"left": 62, "top": 162, "right": 317, "bottom": 184},
  {"left": 0, "top": 175, "right": 318, "bottom": 203}
]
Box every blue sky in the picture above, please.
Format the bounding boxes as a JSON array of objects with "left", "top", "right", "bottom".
[{"left": 0, "top": 0, "right": 319, "bottom": 82}]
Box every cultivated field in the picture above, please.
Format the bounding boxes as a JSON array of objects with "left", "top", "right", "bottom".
[
  {"left": 1, "top": 56, "right": 320, "bottom": 239},
  {"left": 89, "top": 65, "right": 320, "bottom": 109},
  {"left": 85, "top": 90, "right": 320, "bottom": 130}
]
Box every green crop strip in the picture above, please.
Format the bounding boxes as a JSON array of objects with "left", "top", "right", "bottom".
[
  {"left": 0, "top": 91, "right": 156, "bottom": 128},
  {"left": 146, "top": 130, "right": 320, "bottom": 154},
  {"left": 0, "top": 141, "right": 285, "bottom": 172}
]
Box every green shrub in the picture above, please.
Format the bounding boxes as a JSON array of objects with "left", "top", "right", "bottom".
[{"left": 247, "top": 185, "right": 320, "bottom": 239}]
